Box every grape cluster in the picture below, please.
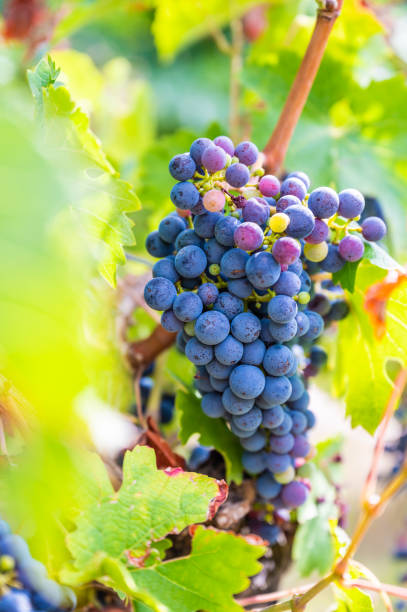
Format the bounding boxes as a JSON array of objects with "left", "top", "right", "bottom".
[
  {"left": 143, "top": 135, "right": 387, "bottom": 511},
  {"left": 0, "top": 519, "right": 76, "bottom": 612}
]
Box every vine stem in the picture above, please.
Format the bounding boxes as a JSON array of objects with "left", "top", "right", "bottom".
[
  {"left": 263, "top": 0, "right": 343, "bottom": 173},
  {"left": 361, "top": 367, "right": 407, "bottom": 504}
]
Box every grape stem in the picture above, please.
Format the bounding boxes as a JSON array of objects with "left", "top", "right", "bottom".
[{"left": 263, "top": 0, "right": 344, "bottom": 174}]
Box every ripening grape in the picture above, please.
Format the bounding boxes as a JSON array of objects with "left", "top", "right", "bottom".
[
  {"left": 203, "top": 189, "right": 226, "bottom": 212},
  {"left": 269, "top": 212, "right": 289, "bottom": 233},
  {"left": 259, "top": 174, "right": 280, "bottom": 197},
  {"left": 361, "top": 216, "right": 386, "bottom": 241}
]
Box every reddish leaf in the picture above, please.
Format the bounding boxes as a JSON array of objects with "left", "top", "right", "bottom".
[
  {"left": 364, "top": 269, "right": 407, "bottom": 339},
  {"left": 138, "top": 416, "right": 186, "bottom": 469}
]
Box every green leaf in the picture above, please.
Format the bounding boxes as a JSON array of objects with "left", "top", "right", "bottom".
[
  {"left": 132, "top": 526, "right": 265, "bottom": 612},
  {"left": 333, "top": 262, "right": 407, "bottom": 433},
  {"left": 363, "top": 241, "right": 402, "bottom": 271},
  {"left": 28, "top": 56, "right": 141, "bottom": 286},
  {"left": 66, "top": 446, "right": 223, "bottom": 568},
  {"left": 293, "top": 515, "right": 335, "bottom": 576},
  {"left": 176, "top": 389, "right": 243, "bottom": 484},
  {"left": 332, "top": 261, "right": 360, "bottom": 293}
]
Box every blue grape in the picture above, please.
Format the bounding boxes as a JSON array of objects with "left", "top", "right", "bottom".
[
  {"left": 309, "top": 294, "right": 331, "bottom": 316},
  {"left": 265, "top": 452, "right": 292, "bottom": 474},
  {"left": 263, "top": 344, "right": 295, "bottom": 376},
  {"left": 176, "top": 330, "right": 187, "bottom": 352},
  {"left": 241, "top": 339, "right": 266, "bottom": 365},
  {"left": 213, "top": 135, "right": 234, "bottom": 156},
  {"left": 273, "top": 271, "right": 301, "bottom": 297},
  {"left": 195, "top": 311, "right": 230, "bottom": 345},
  {"left": 206, "top": 360, "right": 233, "bottom": 379},
  {"left": 185, "top": 338, "right": 213, "bottom": 365},
  {"left": 280, "top": 177, "right": 307, "bottom": 200},
  {"left": 290, "top": 410, "right": 307, "bottom": 435},
  {"left": 240, "top": 431, "right": 267, "bottom": 451},
  {"left": 222, "top": 387, "right": 254, "bottom": 415},
  {"left": 203, "top": 238, "right": 228, "bottom": 264},
  {"left": 256, "top": 472, "right": 282, "bottom": 499},
  {"left": 338, "top": 188, "right": 365, "bottom": 218},
  {"left": 288, "top": 375, "right": 305, "bottom": 402},
  {"left": 287, "top": 171, "right": 310, "bottom": 190},
  {"left": 258, "top": 376, "right": 292, "bottom": 408},
  {"left": 214, "top": 335, "right": 244, "bottom": 365},
  {"left": 304, "top": 409, "right": 316, "bottom": 429},
  {"left": 299, "top": 271, "right": 312, "bottom": 293},
  {"left": 232, "top": 406, "right": 263, "bottom": 430},
  {"left": 271, "top": 412, "right": 293, "bottom": 436},
  {"left": 0, "top": 590, "right": 33, "bottom": 612},
  {"left": 327, "top": 299, "right": 349, "bottom": 321},
  {"left": 228, "top": 278, "right": 253, "bottom": 299},
  {"left": 242, "top": 198, "right": 269, "bottom": 225},
  {"left": 144, "top": 277, "right": 177, "bottom": 311},
  {"left": 161, "top": 310, "right": 183, "bottom": 332},
  {"left": 242, "top": 451, "right": 266, "bottom": 474},
  {"left": 281, "top": 481, "right": 308, "bottom": 508},
  {"left": 198, "top": 282, "right": 219, "bottom": 306},
  {"left": 220, "top": 248, "right": 250, "bottom": 279},
  {"left": 201, "top": 145, "right": 227, "bottom": 173},
  {"left": 170, "top": 181, "right": 200, "bottom": 210},
  {"left": 308, "top": 187, "right": 339, "bottom": 219},
  {"left": 210, "top": 376, "right": 229, "bottom": 392},
  {"left": 190, "top": 137, "right": 212, "bottom": 165},
  {"left": 188, "top": 445, "right": 212, "bottom": 470},
  {"left": 269, "top": 433, "right": 295, "bottom": 454},
  {"left": 338, "top": 234, "right": 364, "bottom": 262},
  {"left": 361, "top": 216, "right": 386, "bottom": 241},
  {"left": 190, "top": 197, "right": 206, "bottom": 216},
  {"left": 194, "top": 374, "right": 214, "bottom": 393},
  {"left": 169, "top": 152, "right": 196, "bottom": 181},
  {"left": 146, "top": 230, "right": 173, "bottom": 258},
  {"left": 310, "top": 346, "right": 328, "bottom": 367},
  {"left": 288, "top": 259, "right": 303, "bottom": 275},
  {"left": 245, "top": 251, "right": 281, "bottom": 289},
  {"left": 173, "top": 292, "right": 203, "bottom": 322},
  {"left": 267, "top": 295, "right": 298, "bottom": 323},
  {"left": 181, "top": 276, "right": 201, "bottom": 290},
  {"left": 175, "top": 245, "right": 207, "bottom": 278},
  {"left": 320, "top": 244, "right": 345, "bottom": 273},
  {"left": 230, "top": 421, "right": 257, "bottom": 438},
  {"left": 213, "top": 292, "right": 244, "bottom": 320},
  {"left": 288, "top": 390, "right": 310, "bottom": 411},
  {"left": 235, "top": 140, "right": 259, "bottom": 166},
  {"left": 229, "top": 365, "right": 265, "bottom": 399},
  {"left": 214, "top": 215, "right": 240, "bottom": 246},
  {"left": 225, "top": 163, "right": 250, "bottom": 187},
  {"left": 201, "top": 393, "right": 226, "bottom": 418},
  {"left": 291, "top": 435, "right": 311, "bottom": 458},
  {"left": 269, "top": 319, "right": 298, "bottom": 343},
  {"left": 260, "top": 318, "right": 273, "bottom": 343},
  {"left": 262, "top": 405, "right": 285, "bottom": 429},
  {"left": 276, "top": 194, "right": 301, "bottom": 212},
  {"left": 285, "top": 354, "right": 299, "bottom": 377},
  {"left": 284, "top": 204, "right": 315, "bottom": 239},
  {"left": 175, "top": 228, "right": 204, "bottom": 250},
  {"left": 194, "top": 211, "right": 223, "bottom": 238},
  {"left": 152, "top": 257, "right": 179, "bottom": 283},
  {"left": 158, "top": 214, "right": 186, "bottom": 243},
  {"left": 302, "top": 311, "right": 324, "bottom": 341},
  {"left": 231, "top": 312, "right": 261, "bottom": 343}
]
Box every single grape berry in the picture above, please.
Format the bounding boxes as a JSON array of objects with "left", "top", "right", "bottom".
[
  {"left": 169, "top": 153, "right": 196, "bottom": 181},
  {"left": 338, "top": 188, "right": 365, "bottom": 218},
  {"left": 259, "top": 174, "right": 280, "bottom": 197},
  {"left": 225, "top": 162, "right": 250, "bottom": 188},
  {"left": 203, "top": 189, "right": 226, "bottom": 212},
  {"left": 190, "top": 137, "right": 212, "bottom": 165},
  {"left": 284, "top": 204, "right": 315, "bottom": 239},
  {"left": 175, "top": 245, "right": 207, "bottom": 278},
  {"left": 308, "top": 186, "right": 339, "bottom": 219},
  {"left": 170, "top": 181, "right": 200, "bottom": 210},
  {"left": 303, "top": 241, "right": 328, "bottom": 262},
  {"left": 215, "top": 215, "right": 241, "bottom": 246},
  {"left": 280, "top": 176, "right": 307, "bottom": 200},
  {"left": 201, "top": 145, "right": 227, "bottom": 173},
  {"left": 235, "top": 140, "right": 259, "bottom": 166},
  {"left": 338, "top": 234, "right": 364, "bottom": 262},
  {"left": 269, "top": 212, "right": 289, "bottom": 233},
  {"left": 281, "top": 481, "right": 309, "bottom": 508},
  {"left": 246, "top": 251, "right": 281, "bottom": 289},
  {"left": 276, "top": 194, "right": 301, "bottom": 212},
  {"left": 287, "top": 170, "right": 310, "bottom": 190},
  {"left": 144, "top": 277, "right": 177, "bottom": 311},
  {"left": 213, "top": 135, "right": 234, "bottom": 156},
  {"left": 234, "top": 222, "right": 264, "bottom": 251},
  {"left": 305, "top": 218, "right": 329, "bottom": 244},
  {"left": 361, "top": 216, "right": 386, "bottom": 241},
  {"left": 272, "top": 237, "right": 301, "bottom": 265},
  {"left": 221, "top": 248, "right": 250, "bottom": 279},
  {"left": 242, "top": 198, "right": 269, "bottom": 225}
]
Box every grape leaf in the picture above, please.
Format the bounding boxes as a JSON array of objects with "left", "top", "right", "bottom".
[
  {"left": 363, "top": 241, "right": 402, "bottom": 271},
  {"left": 332, "top": 261, "right": 360, "bottom": 293},
  {"left": 333, "top": 584, "right": 374, "bottom": 612},
  {"left": 66, "top": 445, "right": 224, "bottom": 568},
  {"left": 293, "top": 515, "right": 335, "bottom": 577},
  {"left": 132, "top": 526, "right": 265, "bottom": 612},
  {"left": 152, "top": 0, "right": 264, "bottom": 61},
  {"left": 176, "top": 389, "right": 243, "bottom": 484},
  {"left": 333, "top": 262, "right": 407, "bottom": 433},
  {"left": 27, "top": 56, "right": 141, "bottom": 286}
]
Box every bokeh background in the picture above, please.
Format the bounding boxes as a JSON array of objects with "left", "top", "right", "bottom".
[{"left": 0, "top": 0, "right": 407, "bottom": 609}]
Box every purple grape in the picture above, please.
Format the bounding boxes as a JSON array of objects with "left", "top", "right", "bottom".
[
  {"left": 214, "top": 335, "right": 244, "bottom": 366},
  {"left": 198, "top": 282, "right": 219, "bottom": 306},
  {"left": 229, "top": 365, "right": 265, "bottom": 399},
  {"left": 305, "top": 218, "right": 329, "bottom": 244},
  {"left": 169, "top": 153, "right": 196, "bottom": 181},
  {"left": 361, "top": 216, "right": 387, "bottom": 241},
  {"left": 256, "top": 472, "right": 282, "bottom": 499},
  {"left": 273, "top": 271, "right": 301, "bottom": 296},
  {"left": 245, "top": 251, "right": 281, "bottom": 289},
  {"left": 225, "top": 163, "right": 250, "bottom": 188},
  {"left": 170, "top": 181, "right": 200, "bottom": 210},
  {"left": 242, "top": 450, "right": 266, "bottom": 474},
  {"left": 271, "top": 411, "right": 293, "bottom": 436},
  {"left": 153, "top": 257, "right": 179, "bottom": 283},
  {"left": 269, "top": 319, "right": 297, "bottom": 342},
  {"left": 338, "top": 188, "right": 365, "bottom": 218},
  {"left": 161, "top": 310, "right": 183, "bottom": 332},
  {"left": 241, "top": 339, "right": 266, "bottom": 365},
  {"left": 240, "top": 430, "right": 267, "bottom": 451},
  {"left": 259, "top": 174, "right": 280, "bottom": 197},
  {"left": 190, "top": 197, "right": 206, "bottom": 216},
  {"left": 194, "top": 211, "right": 222, "bottom": 238},
  {"left": 234, "top": 222, "right": 264, "bottom": 251},
  {"left": 269, "top": 433, "right": 294, "bottom": 454},
  {"left": 266, "top": 452, "right": 292, "bottom": 473},
  {"left": 263, "top": 344, "right": 295, "bottom": 376},
  {"left": 288, "top": 375, "right": 305, "bottom": 402},
  {"left": 287, "top": 171, "right": 310, "bottom": 190},
  {"left": 220, "top": 248, "right": 250, "bottom": 279},
  {"left": 228, "top": 278, "right": 253, "bottom": 299},
  {"left": 258, "top": 376, "right": 292, "bottom": 408},
  {"left": 222, "top": 387, "right": 254, "bottom": 415},
  {"left": 144, "top": 277, "right": 177, "bottom": 311},
  {"left": 302, "top": 311, "right": 324, "bottom": 341},
  {"left": 215, "top": 215, "right": 241, "bottom": 246},
  {"left": 268, "top": 295, "right": 297, "bottom": 323},
  {"left": 276, "top": 194, "right": 301, "bottom": 212},
  {"left": 190, "top": 137, "right": 212, "bottom": 165},
  {"left": 206, "top": 360, "right": 233, "bottom": 380},
  {"left": 202, "top": 393, "right": 226, "bottom": 418},
  {"left": 272, "top": 237, "right": 301, "bottom": 265},
  {"left": 262, "top": 405, "right": 285, "bottom": 429},
  {"left": 203, "top": 238, "right": 228, "bottom": 264},
  {"left": 185, "top": 337, "right": 214, "bottom": 365},
  {"left": 231, "top": 312, "right": 261, "bottom": 343},
  {"left": 280, "top": 177, "right": 307, "bottom": 200},
  {"left": 213, "top": 291, "right": 244, "bottom": 320},
  {"left": 308, "top": 187, "right": 339, "bottom": 219},
  {"left": 320, "top": 244, "right": 345, "bottom": 272},
  {"left": 242, "top": 198, "right": 269, "bottom": 225},
  {"left": 295, "top": 311, "right": 310, "bottom": 337},
  {"left": 291, "top": 435, "right": 311, "bottom": 458},
  {"left": 213, "top": 135, "right": 234, "bottom": 156},
  {"left": 175, "top": 245, "right": 207, "bottom": 278},
  {"left": 173, "top": 292, "right": 203, "bottom": 322},
  {"left": 201, "top": 145, "right": 227, "bottom": 173},
  {"left": 175, "top": 229, "right": 204, "bottom": 250},
  {"left": 235, "top": 140, "right": 259, "bottom": 166},
  {"left": 195, "top": 311, "right": 230, "bottom": 345},
  {"left": 146, "top": 230, "right": 173, "bottom": 258},
  {"left": 284, "top": 204, "right": 315, "bottom": 239},
  {"left": 232, "top": 406, "right": 263, "bottom": 430},
  {"left": 338, "top": 234, "right": 364, "bottom": 262},
  {"left": 281, "top": 481, "right": 308, "bottom": 508}
]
